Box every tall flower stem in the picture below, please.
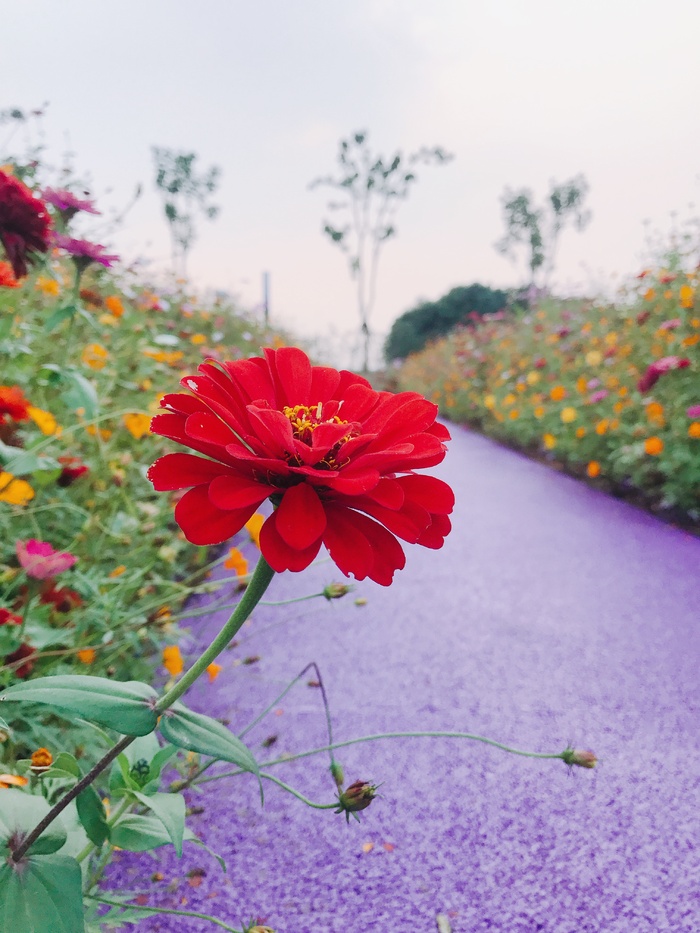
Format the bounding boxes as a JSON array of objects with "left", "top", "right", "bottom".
[{"left": 10, "top": 556, "right": 276, "bottom": 863}]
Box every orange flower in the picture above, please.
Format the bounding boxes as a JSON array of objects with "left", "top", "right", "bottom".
[
  {"left": 0, "top": 774, "right": 29, "bottom": 789},
  {"left": 542, "top": 433, "right": 557, "bottom": 450},
  {"left": 31, "top": 747, "right": 53, "bottom": 771},
  {"left": 575, "top": 376, "right": 588, "bottom": 394},
  {"left": 104, "top": 295, "right": 124, "bottom": 317},
  {"left": 644, "top": 436, "right": 664, "bottom": 455},
  {"left": 586, "top": 461, "right": 601, "bottom": 478},
  {"left": 207, "top": 662, "right": 222, "bottom": 682},
  {"left": 122, "top": 412, "right": 152, "bottom": 439},
  {"left": 142, "top": 349, "right": 184, "bottom": 366},
  {"left": 550, "top": 385, "right": 566, "bottom": 401},
  {"left": 681, "top": 334, "right": 699, "bottom": 347},
  {"left": 533, "top": 406, "right": 545, "bottom": 419},
  {"left": 28, "top": 406, "right": 58, "bottom": 435},
  {"left": 688, "top": 422, "right": 700, "bottom": 439},
  {"left": 0, "top": 261, "right": 20, "bottom": 287},
  {"left": 575, "top": 427, "right": 586, "bottom": 438},
  {"left": 163, "top": 645, "right": 184, "bottom": 677},
  {"left": 224, "top": 546, "right": 248, "bottom": 577},
  {"left": 190, "top": 333, "right": 207, "bottom": 345},
  {"left": 595, "top": 419, "right": 609, "bottom": 435},
  {"left": 109, "top": 564, "right": 127, "bottom": 578},
  {"left": 560, "top": 407, "right": 577, "bottom": 423},
  {"left": 679, "top": 284, "right": 694, "bottom": 308},
  {"left": 0, "top": 471, "right": 34, "bottom": 506},
  {"left": 643, "top": 288, "right": 656, "bottom": 301},
  {"left": 245, "top": 513, "right": 265, "bottom": 549},
  {"left": 645, "top": 402, "right": 664, "bottom": 425}
]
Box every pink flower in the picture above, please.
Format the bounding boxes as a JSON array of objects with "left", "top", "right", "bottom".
[
  {"left": 588, "top": 390, "right": 608, "bottom": 404},
  {"left": 687, "top": 405, "right": 700, "bottom": 419},
  {"left": 16, "top": 539, "right": 77, "bottom": 580},
  {"left": 42, "top": 188, "right": 100, "bottom": 222},
  {"left": 52, "top": 234, "right": 119, "bottom": 270},
  {"left": 637, "top": 356, "right": 691, "bottom": 393},
  {"left": 658, "top": 318, "right": 681, "bottom": 331}
]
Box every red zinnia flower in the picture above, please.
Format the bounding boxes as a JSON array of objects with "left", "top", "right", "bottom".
[
  {"left": 57, "top": 455, "right": 89, "bottom": 487},
  {"left": 39, "top": 582, "right": 83, "bottom": 613},
  {"left": 0, "top": 171, "right": 51, "bottom": 278},
  {"left": 149, "top": 347, "right": 454, "bottom": 585},
  {"left": 0, "top": 261, "right": 20, "bottom": 288},
  {"left": 0, "top": 608, "right": 21, "bottom": 627},
  {"left": 637, "top": 355, "right": 690, "bottom": 393},
  {"left": 5, "top": 642, "right": 36, "bottom": 679}
]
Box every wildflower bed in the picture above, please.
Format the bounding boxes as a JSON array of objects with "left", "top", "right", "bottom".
[{"left": 395, "top": 268, "right": 700, "bottom": 523}]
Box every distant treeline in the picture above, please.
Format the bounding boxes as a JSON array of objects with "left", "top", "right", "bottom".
[{"left": 384, "top": 283, "right": 508, "bottom": 361}]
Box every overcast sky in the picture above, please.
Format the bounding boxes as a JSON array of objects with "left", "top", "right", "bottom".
[{"left": 3, "top": 0, "right": 699, "bottom": 365}]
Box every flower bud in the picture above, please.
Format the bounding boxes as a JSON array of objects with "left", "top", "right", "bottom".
[
  {"left": 323, "top": 583, "right": 352, "bottom": 601},
  {"left": 335, "top": 780, "right": 379, "bottom": 822},
  {"left": 562, "top": 747, "right": 597, "bottom": 769},
  {"left": 329, "top": 760, "right": 344, "bottom": 789},
  {"left": 30, "top": 747, "right": 53, "bottom": 773}
]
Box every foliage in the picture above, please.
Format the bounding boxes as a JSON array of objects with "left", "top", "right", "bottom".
[
  {"left": 495, "top": 175, "right": 591, "bottom": 285},
  {"left": 384, "top": 283, "right": 508, "bottom": 361},
  {"left": 152, "top": 148, "right": 220, "bottom": 276},
  {"left": 396, "top": 262, "right": 700, "bottom": 519},
  {"left": 310, "top": 130, "right": 452, "bottom": 370}
]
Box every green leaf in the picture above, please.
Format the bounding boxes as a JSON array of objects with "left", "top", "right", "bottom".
[
  {"left": 0, "top": 716, "right": 9, "bottom": 733},
  {"left": 76, "top": 785, "right": 108, "bottom": 847},
  {"left": 50, "top": 753, "right": 81, "bottom": 779},
  {"left": 109, "top": 814, "right": 198, "bottom": 853},
  {"left": 61, "top": 369, "right": 99, "bottom": 419},
  {"left": 0, "top": 675, "right": 158, "bottom": 736},
  {"left": 132, "top": 791, "right": 185, "bottom": 856},
  {"left": 44, "top": 304, "right": 77, "bottom": 332},
  {"left": 0, "top": 791, "right": 67, "bottom": 857},
  {"left": 0, "top": 854, "right": 85, "bottom": 932},
  {"left": 158, "top": 704, "right": 259, "bottom": 776}
]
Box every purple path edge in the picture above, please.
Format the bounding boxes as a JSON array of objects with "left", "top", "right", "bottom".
[{"left": 106, "top": 423, "right": 700, "bottom": 933}]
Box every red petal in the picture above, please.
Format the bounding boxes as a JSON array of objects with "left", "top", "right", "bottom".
[
  {"left": 397, "top": 475, "right": 455, "bottom": 513},
  {"left": 185, "top": 412, "right": 240, "bottom": 448},
  {"left": 353, "top": 498, "right": 429, "bottom": 543},
  {"left": 417, "top": 513, "right": 452, "bottom": 549},
  {"left": 266, "top": 347, "right": 313, "bottom": 405},
  {"left": 275, "top": 484, "right": 327, "bottom": 550},
  {"left": 246, "top": 405, "right": 295, "bottom": 456},
  {"left": 208, "top": 474, "right": 273, "bottom": 510},
  {"left": 326, "top": 508, "right": 406, "bottom": 585},
  {"left": 259, "top": 510, "right": 322, "bottom": 572},
  {"left": 310, "top": 366, "right": 341, "bottom": 401},
  {"left": 361, "top": 478, "right": 404, "bottom": 509},
  {"left": 148, "top": 453, "right": 233, "bottom": 491},
  {"left": 322, "top": 505, "right": 375, "bottom": 580},
  {"left": 175, "top": 486, "right": 255, "bottom": 545}
]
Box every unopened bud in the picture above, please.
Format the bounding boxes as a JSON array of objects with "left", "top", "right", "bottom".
[
  {"left": 354, "top": 597, "right": 368, "bottom": 607},
  {"left": 330, "top": 760, "right": 344, "bottom": 789},
  {"left": 30, "top": 747, "right": 53, "bottom": 773},
  {"left": 562, "top": 748, "right": 597, "bottom": 769},
  {"left": 323, "top": 583, "right": 352, "bottom": 600},
  {"left": 335, "top": 779, "right": 379, "bottom": 823}
]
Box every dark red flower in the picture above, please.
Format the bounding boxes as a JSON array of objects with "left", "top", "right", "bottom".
[
  {"left": 39, "top": 583, "right": 83, "bottom": 613},
  {"left": 57, "top": 455, "right": 89, "bottom": 487},
  {"left": 637, "top": 356, "right": 691, "bottom": 393},
  {"left": 5, "top": 642, "right": 35, "bottom": 678},
  {"left": 0, "top": 261, "right": 20, "bottom": 288},
  {"left": 0, "top": 608, "right": 21, "bottom": 626},
  {"left": 149, "top": 348, "right": 454, "bottom": 585},
  {"left": 0, "top": 171, "right": 51, "bottom": 278}
]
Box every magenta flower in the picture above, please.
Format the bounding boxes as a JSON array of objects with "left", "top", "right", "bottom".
[
  {"left": 42, "top": 188, "right": 100, "bottom": 222},
  {"left": 637, "top": 356, "right": 690, "bottom": 393},
  {"left": 16, "top": 539, "right": 77, "bottom": 580},
  {"left": 588, "top": 390, "right": 609, "bottom": 404},
  {"left": 658, "top": 318, "right": 681, "bottom": 331},
  {"left": 52, "top": 233, "right": 119, "bottom": 270},
  {"left": 687, "top": 405, "right": 700, "bottom": 419}
]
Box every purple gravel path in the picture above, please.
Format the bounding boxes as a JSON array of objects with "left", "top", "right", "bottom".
[{"left": 107, "top": 424, "right": 700, "bottom": 933}]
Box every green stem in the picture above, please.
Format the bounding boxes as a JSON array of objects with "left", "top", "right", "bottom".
[
  {"left": 259, "top": 771, "right": 337, "bottom": 810},
  {"left": 197, "top": 731, "right": 569, "bottom": 785},
  {"left": 86, "top": 895, "right": 244, "bottom": 932},
  {"left": 155, "top": 556, "right": 275, "bottom": 711}
]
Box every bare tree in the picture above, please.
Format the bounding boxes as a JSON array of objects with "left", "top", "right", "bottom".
[{"left": 310, "top": 131, "right": 452, "bottom": 371}]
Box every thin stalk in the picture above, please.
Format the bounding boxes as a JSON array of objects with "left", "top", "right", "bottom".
[
  {"left": 259, "top": 771, "right": 337, "bottom": 810},
  {"left": 85, "top": 896, "right": 244, "bottom": 932}
]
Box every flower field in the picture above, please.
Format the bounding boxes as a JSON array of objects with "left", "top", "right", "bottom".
[{"left": 395, "top": 268, "right": 700, "bottom": 521}]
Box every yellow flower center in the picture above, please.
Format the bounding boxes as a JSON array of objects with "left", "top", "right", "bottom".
[{"left": 283, "top": 403, "right": 347, "bottom": 444}]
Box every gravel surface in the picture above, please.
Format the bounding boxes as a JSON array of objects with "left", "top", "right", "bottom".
[{"left": 107, "top": 424, "right": 700, "bottom": 933}]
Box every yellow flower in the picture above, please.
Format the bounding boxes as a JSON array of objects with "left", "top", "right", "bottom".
[
  {"left": 224, "top": 546, "right": 248, "bottom": 577},
  {"left": 122, "top": 412, "right": 152, "bottom": 439},
  {"left": 245, "top": 513, "right": 265, "bottom": 548},
  {"left": 190, "top": 333, "right": 207, "bottom": 345},
  {"left": 560, "top": 407, "right": 577, "bottom": 423},
  {"left": 484, "top": 395, "right": 496, "bottom": 409},
  {"left": 688, "top": 422, "right": 700, "bottom": 439},
  {"left": 82, "top": 343, "right": 109, "bottom": 370},
  {"left": 586, "top": 351, "right": 602, "bottom": 366},
  {"left": 86, "top": 424, "right": 112, "bottom": 441},
  {"left": 163, "top": 645, "right": 184, "bottom": 677},
  {"left": 207, "top": 662, "right": 223, "bottom": 682},
  {"left": 509, "top": 409, "right": 519, "bottom": 420},
  {"left": 503, "top": 393, "right": 517, "bottom": 407},
  {"left": 543, "top": 433, "right": 557, "bottom": 450},
  {"left": 644, "top": 288, "right": 656, "bottom": 301},
  {"left": 142, "top": 349, "right": 185, "bottom": 366},
  {"left": 604, "top": 332, "right": 618, "bottom": 346},
  {"left": 109, "top": 565, "right": 127, "bottom": 578},
  {"left": 533, "top": 406, "right": 545, "bottom": 419},
  {"left": 35, "top": 276, "right": 60, "bottom": 297},
  {"left": 27, "top": 406, "right": 58, "bottom": 435},
  {"left": 0, "top": 472, "right": 34, "bottom": 506},
  {"left": 644, "top": 436, "right": 664, "bottom": 455},
  {"left": 586, "top": 461, "right": 601, "bottom": 478},
  {"left": 77, "top": 648, "right": 96, "bottom": 665},
  {"left": 526, "top": 372, "right": 540, "bottom": 386}
]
